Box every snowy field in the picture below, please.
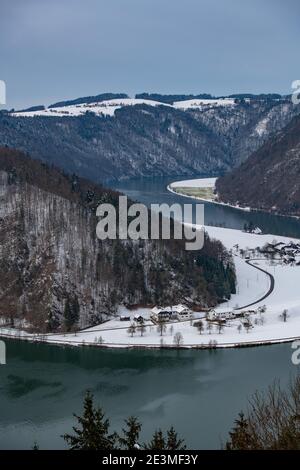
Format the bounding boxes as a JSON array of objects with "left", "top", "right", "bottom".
[
  {"left": 170, "top": 177, "right": 217, "bottom": 189},
  {"left": 219, "top": 256, "right": 270, "bottom": 310},
  {"left": 169, "top": 177, "right": 252, "bottom": 211},
  {"left": 168, "top": 178, "right": 217, "bottom": 204},
  {"left": 173, "top": 98, "right": 235, "bottom": 110},
  {"left": 1, "top": 219, "right": 300, "bottom": 349},
  {"left": 12, "top": 98, "right": 171, "bottom": 118},
  {"left": 12, "top": 98, "right": 236, "bottom": 118}
]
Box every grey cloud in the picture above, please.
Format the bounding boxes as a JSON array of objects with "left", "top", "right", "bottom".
[{"left": 0, "top": 0, "right": 299, "bottom": 109}]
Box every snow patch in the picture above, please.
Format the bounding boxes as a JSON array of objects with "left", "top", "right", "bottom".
[{"left": 12, "top": 98, "right": 235, "bottom": 118}]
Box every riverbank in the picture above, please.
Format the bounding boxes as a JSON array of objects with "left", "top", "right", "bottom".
[
  {"left": 1, "top": 224, "right": 300, "bottom": 350},
  {"left": 168, "top": 178, "right": 300, "bottom": 220},
  {"left": 167, "top": 177, "right": 253, "bottom": 213}
]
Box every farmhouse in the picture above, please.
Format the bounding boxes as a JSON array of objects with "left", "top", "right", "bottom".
[
  {"left": 207, "top": 307, "right": 257, "bottom": 322},
  {"left": 151, "top": 304, "right": 192, "bottom": 322},
  {"left": 207, "top": 307, "right": 236, "bottom": 322},
  {"left": 151, "top": 306, "right": 173, "bottom": 321},
  {"left": 260, "top": 241, "right": 300, "bottom": 264},
  {"left": 120, "top": 315, "right": 131, "bottom": 322},
  {"left": 171, "top": 304, "right": 192, "bottom": 320}
]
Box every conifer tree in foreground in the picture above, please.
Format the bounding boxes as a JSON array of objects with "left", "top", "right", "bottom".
[
  {"left": 226, "top": 377, "right": 300, "bottom": 450},
  {"left": 146, "top": 429, "right": 166, "bottom": 450},
  {"left": 226, "top": 412, "right": 255, "bottom": 450},
  {"left": 119, "top": 416, "right": 142, "bottom": 449},
  {"left": 63, "top": 391, "right": 116, "bottom": 450},
  {"left": 63, "top": 391, "right": 185, "bottom": 450},
  {"left": 166, "top": 426, "right": 186, "bottom": 450},
  {"left": 145, "top": 427, "right": 186, "bottom": 450},
  {"left": 61, "top": 376, "right": 300, "bottom": 451}
]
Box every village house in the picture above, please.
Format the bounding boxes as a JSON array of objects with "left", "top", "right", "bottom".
[
  {"left": 171, "top": 304, "right": 193, "bottom": 320},
  {"left": 151, "top": 304, "right": 192, "bottom": 322},
  {"left": 207, "top": 307, "right": 235, "bottom": 322},
  {"left": 151, "top": 306, "right": 173, "bottom": 321},
  {"left": 260, "top": 241, "right": 300, "bottom": 264},
  {"left": 207, "top": 307, "right": 256, "bottom": 322}
]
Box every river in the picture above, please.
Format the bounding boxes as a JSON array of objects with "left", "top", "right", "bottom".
[{"left": 1, "top": 176, "right": 300, "bottom": 449}]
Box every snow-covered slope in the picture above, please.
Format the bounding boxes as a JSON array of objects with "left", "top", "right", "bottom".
[
  {"left": 13, "top": 98, "right": 171, "bottom": 117},
  {"left": 173, "top": 98, "right": 236, "bottom": 110},
  {"left": 171, "top": 177, "right": 217, "bottom": 189},
  {"left": 12, "top": 97, "right": 235, "bottom": 118},
  {"left": 4, "top": 96, "right": 300, "bottom": 185}
]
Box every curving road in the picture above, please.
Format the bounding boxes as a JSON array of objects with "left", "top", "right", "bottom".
[{"left": 235, "top": 258, "right": 275, "bottom": 311}]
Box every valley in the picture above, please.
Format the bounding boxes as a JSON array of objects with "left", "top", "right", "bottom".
[
  {"left": 1, "top": 94, "right": 299, "bottom": 183},
  {"left": 1, "top": 176, "right": 300, "bottom": 450},
  {"left": 2, "top": 0, "right": 300, "bottom": 453},
  {"left": 1, "top": 175, "right": 300, "bottom": 350}
]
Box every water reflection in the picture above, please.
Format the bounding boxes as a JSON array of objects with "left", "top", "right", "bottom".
[{"left": 112, "top": 176, "right": 300, "bottom": 238}]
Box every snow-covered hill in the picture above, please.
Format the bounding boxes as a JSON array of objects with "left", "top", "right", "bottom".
[
  {"left": 13, "top": 97, "right": 235, "bottom": 118},
  {"left": 0, "top": 147, "right": 235, "bottom": 332},
  {"left": 173, "top": 98, "right": 236, "bottom": 110},
  {"left": 2, "top": 94, "right": 299, "bottom": 184}
]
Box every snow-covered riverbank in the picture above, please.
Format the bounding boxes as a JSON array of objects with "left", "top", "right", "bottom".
[
  {"left": 168, "top": 178, "right": 300, "bottom": 220},
  {"left": 168, "top": 177, "right": 253, "bottom": 212},
  {"left": 1, "top": 221, "right": 300, "bottom": 349}
]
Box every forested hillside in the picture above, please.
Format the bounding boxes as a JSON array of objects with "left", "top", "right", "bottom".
[
  {"left": 1, "top": 96, "right": 299, "bottom": 184},
  {"left": 0, "top": 147, "right": 236, "bottom": 332},
  {"left": 216, "top": 115, "right": 300, "bottom": 217}
]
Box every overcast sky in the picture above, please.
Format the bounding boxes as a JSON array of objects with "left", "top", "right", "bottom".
[{"left": 1, "top": 0, "right": 299, "bottom": 109}]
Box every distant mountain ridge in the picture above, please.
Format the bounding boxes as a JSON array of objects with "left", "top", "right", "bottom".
[
  {"left": 14, "top": 91, "right": 287, "bottom": 112},
  {"left": 48, "top": 93, "right": 129, "bottom": 109},
  {"left": 1, "top": 92, "right": 299, "bottom": 184},
  {"left": 136, "top": 92, "right": 285, "bottom": 104},
  {"left": 216, "top": 114, "right": 300, "bottom": 217},
  {"left": 135, "top": 93, "right": 215, "bottom": 104}
]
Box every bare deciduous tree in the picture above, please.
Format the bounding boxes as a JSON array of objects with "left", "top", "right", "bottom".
[
  {"left": 280, "top": 309, "right": 288, "bottom": 323},
  {"left": 227, "top": 376, "right": 300, "bottom": 450},
  {"left": 217, "top": 321, "right": 224, "bottom": 334},
  {"left": 197, "top": 320, "right": 204, "bottom": 335},
  {"left": 137, "top": 324, "right": 146, "bottom": 337},
  {"left": 157, "top": 319, "right": 167, "bottom": 337},
  {"left": 173, "top": 332, "right": 184, "bottom": 347},
  {"left": 127, "top": 324, "right": 136, "bottom": 337}
]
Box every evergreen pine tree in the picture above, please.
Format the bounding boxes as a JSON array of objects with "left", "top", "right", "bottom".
[
  {"left": 226, "top": 412, "right": 254, "bottom": 450},
  {"left": 72, "top": 295, "right": 80, "bottom": 324},
  {"left": 64, "top": 297, "right": 73, "bottom": 331},
  {"left": 63, "top": 391, "right": 116, "bottom": 450},
  {"left": 119, "top": 416, "right": 142, "bottom": 449},
  {"left": 146, "top": 429, "right": 166, "bottom": 450},
  {"left": 64, "top": 295, "right": 80, "bottom": 331},
  {"left": 166, "top": 426, "right": 186, "bottom": 450}
]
